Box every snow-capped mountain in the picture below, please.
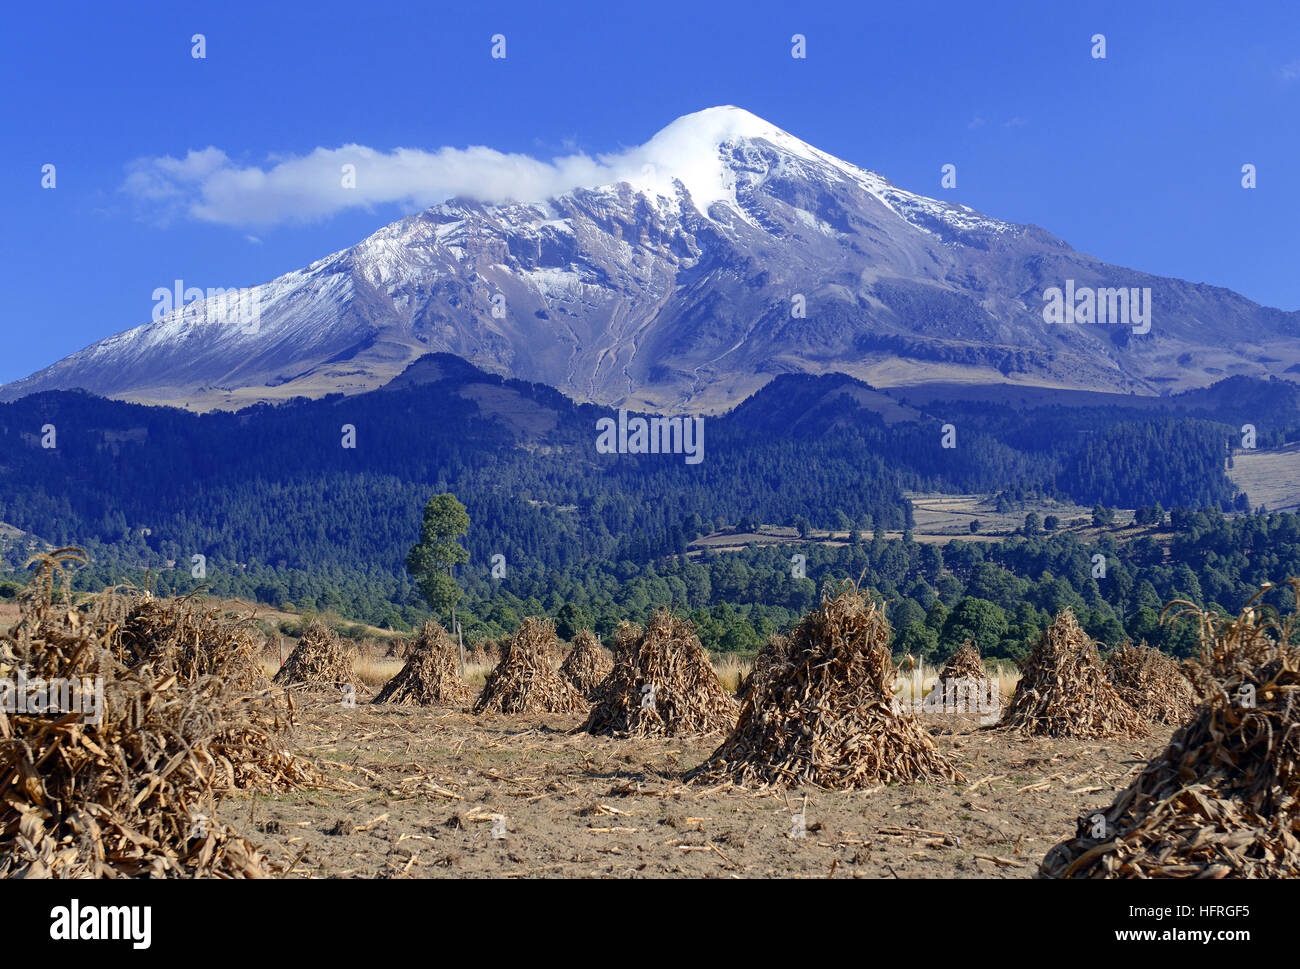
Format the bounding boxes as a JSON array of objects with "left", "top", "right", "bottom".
[{"left": 6, "top": 106, "right": 1298, "bottom": 411}]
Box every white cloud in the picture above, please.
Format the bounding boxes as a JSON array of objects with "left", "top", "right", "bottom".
[
  {"left": 1280, "top": 59, "right": 1300, "bottom": 81},
  {"left": 123, "top": 139, "right": 660, "bottom": 228},
  {"left": 119, "top": 107, "right": 817, "bottom": 228}
]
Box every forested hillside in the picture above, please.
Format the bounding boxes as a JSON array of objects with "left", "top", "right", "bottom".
[{"left": 0, "top": 356, "right": 1293, "bottom": 638}]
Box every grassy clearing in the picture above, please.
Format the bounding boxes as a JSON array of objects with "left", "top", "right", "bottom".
[
  {"left": 353, "top": 656, "right": 403, "bottom": 689},
  {"left": 264, "top": 642, "right": 1012, "bottom": 705},
  {"left": 892, "top": 662, "right": 1020, "bottom": 706},
  {"left": 708, "top": 653, "right": 752, "bottom": 694}
]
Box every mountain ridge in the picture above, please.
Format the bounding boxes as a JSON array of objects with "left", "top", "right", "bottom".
[{"left": 5, "top": 106, "right": 1297, "bottom": 411}]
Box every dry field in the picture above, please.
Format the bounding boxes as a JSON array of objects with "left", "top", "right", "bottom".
[
  {"left": 7, "top": 561, "right": 1287, "bottom": 882},
  {"left": 1228, "top": 443, "right": 1300, "bottom": 513},
  {"left": 687, "top": 493, "right": 1128, "bottom": 554},
  {"left": 904, "top": 493, "right": 1105, "bottom": 537},
  {"left": 213, "top": 692, "right": 1169, "bottom": 879}
]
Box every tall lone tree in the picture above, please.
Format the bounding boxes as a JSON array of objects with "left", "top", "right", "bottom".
[{"left": 406, "top": 494, "right": 470, "bottom": 660}]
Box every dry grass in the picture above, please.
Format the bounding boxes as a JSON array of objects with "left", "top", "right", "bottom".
[
  {"left": 893, "top": 662, "right": 1019, "bottom": 709},
  {"left": 463, "top": 661, "right": 493, "bottom": 689},
  {"left": 354, "top": 655, "right": 403, "bottom": 688},
  {"left": 711, "top": 652, "right": 753, "bottom": 696},
  {"left": 608, "top": 621, "right": 643, "bottom": 659}
]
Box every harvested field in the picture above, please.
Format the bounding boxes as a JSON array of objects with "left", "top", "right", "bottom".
[
  {"left": 204, "top": 694, "right": 1175, "bottom": 878},
  {"left": 3, "top": 567, "right": 1287, "bottom": 880}
]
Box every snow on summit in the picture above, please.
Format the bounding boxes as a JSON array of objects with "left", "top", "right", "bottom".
[
  {"left": 593, "top": 106, "right": 1011, "bottom": 235},
  {"left": 617, "top": 106, "right": 823, "bottom": 210}
]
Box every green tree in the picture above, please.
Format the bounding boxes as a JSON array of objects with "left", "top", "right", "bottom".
[
  {"left": 919, "top": 544, "right": 944, "bottom": 584},
  {"left": 406, "top": 494, "right": 471, "bottom": 631},
  {"left": 891, "top": 598, "right": 927, "bottom": 633},
  {"left": 1005, "top": 600, "right": 1044, "bottom": 653},
  {"left": 895, "top": 621, "right": 939, "bottom": 663},
  {"left": 694, "top": 603, "right": 758, "bottom": 653},
  {"left": 1127, "top": 606, "right": 1162, "bottom": 645},
  {"left": 554, "top": 601, "right": 591, "bottom": 640},
  {"left": 941, "top": 597, "right": 1009, "bottom": 657},
  {"left": 1080, "top": 608, "right": 1126, "bottom": 648},
  {"left": 1133, "top": 579, "right": 1163, "bottom": 614},
  {"left": 924, "top": 600, "right": 950, "bottom": 631}
]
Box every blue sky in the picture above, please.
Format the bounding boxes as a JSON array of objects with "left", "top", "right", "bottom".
[{"left": 2, "top": 0, "right": 1298, "bottom": 384}]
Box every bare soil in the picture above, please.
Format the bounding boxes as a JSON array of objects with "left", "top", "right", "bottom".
[{"left": 221, "top": 695, "right": 1171, "bottom": 879}]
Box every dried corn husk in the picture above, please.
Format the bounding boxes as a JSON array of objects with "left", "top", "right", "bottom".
[
  {"left": 581, "top": 609, "right": 736, "bottom": 738},
  {"left": 474, "top": 617, "right": 584, "bottom": 715},
  {"left": 996, "top": 610, "right": 1145, "bottom": 739},
  {"left": 1041, "top": 582, "right": 1300, "bottom": 878},
  {"left": 373, "top": 620, "right": 471, "bottom": 706},
  {"left": 689, "top": 583, "right": 961, "bottom": 789},
  {"left": 560, "top": 630, "right": 614, "bottom": 701}
]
